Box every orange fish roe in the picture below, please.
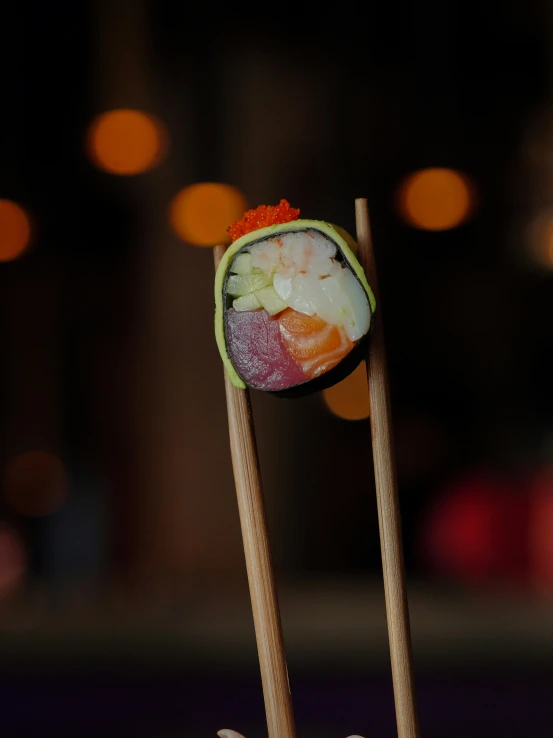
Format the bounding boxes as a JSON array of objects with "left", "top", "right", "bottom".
[{"left": 227, "top": 199, "right": 300, "bottom": 243}]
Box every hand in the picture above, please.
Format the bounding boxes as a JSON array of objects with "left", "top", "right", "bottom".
[{"left": 217, "top": 728, "right": 363, "bottom": 738}]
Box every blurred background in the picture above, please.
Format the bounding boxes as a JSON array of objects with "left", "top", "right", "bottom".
[{"left": 1, "top": 0, "right": 553, "bottom": 736}]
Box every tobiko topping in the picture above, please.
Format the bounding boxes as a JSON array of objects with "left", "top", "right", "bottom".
[{"left": 227, "top": 199, "right": 300, "bottom": 243}]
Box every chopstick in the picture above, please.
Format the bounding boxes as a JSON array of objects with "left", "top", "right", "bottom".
[
  {"left": 355, "top": 199, "right": 421, "bottom": 738},
  {"left": 213, "top": 246, "right": 297, "bottom": 738},
  {"left": 214, "top": 197, "right": 420, "bottom": 738}
]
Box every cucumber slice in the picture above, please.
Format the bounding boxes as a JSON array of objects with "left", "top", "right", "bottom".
[
  {"left": 230, "top": 252, "right": 253, "bottom": 276},
  {"left": 233, "top": 292, "right": 262, "bottom": 311},
  {"left": 255, "top": 286, "right": 288, "bottom": 316},
  {"left": 227, "top": 272, "right": 272, "bottom": 297}
]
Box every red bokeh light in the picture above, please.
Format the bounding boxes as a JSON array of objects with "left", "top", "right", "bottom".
[
  {"left": 419, "top": 470, "right": 528, "bottom": 587},
  {"left": 0, "top": 524, "right": 26, "bottom": 599},
  {"left": 527, "top": 467, "right": 553, "bottom": 595}
]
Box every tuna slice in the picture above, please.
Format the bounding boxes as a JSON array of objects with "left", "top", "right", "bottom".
[{"left": 225, "top": 308, "right": 306, "bottom": 391}]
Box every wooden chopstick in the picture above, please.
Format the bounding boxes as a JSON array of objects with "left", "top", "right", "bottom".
[
  {"left": 355, "top": 199, "right": 421, "bottom": 738},
  {"left": 213, "top": 245, "right": 297, "bottom": 738},
  {"left": 214, "top": 197, "right": 420, "bottom": 737}
]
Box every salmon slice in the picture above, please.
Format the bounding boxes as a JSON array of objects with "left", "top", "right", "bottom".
[{"left": 278, "top": 308, "right": 354, "bottom": 379}]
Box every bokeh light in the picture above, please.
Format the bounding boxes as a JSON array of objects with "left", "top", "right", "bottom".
[
  {"left": 528, "top": 468, "right": 553, "bottom": 594},
  {"left": 323, "top": 361, "right": 370, "bottom": 421},
  {"left": 86, "top": 109, "right": 168, "bottom": 175},
  {"left": 0, "top": 524, "right": 26, "bottom": 600},
  {"left": 0, "top": 199, "right": 32, "bottom": 262},
  {"left": 396, "top": 167, "right": 475, "bottom": 231},
  {"left": 169, "top": 182, "right": 247, "bottom": 247},
  {"left": 3, "top": 451, "right": 69, "bottom": 517},
  {"left": 419, "top": 471, "right": 524, "bottom": 587},
  {"left": 526, "top": 209, "right": 553, "bottom": 269}
]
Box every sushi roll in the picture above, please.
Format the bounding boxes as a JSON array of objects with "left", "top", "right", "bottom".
[{"left": 214, "top": 200, "right": 376, "bottom": 397}]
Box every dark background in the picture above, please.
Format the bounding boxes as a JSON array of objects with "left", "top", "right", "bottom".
[{"left": 1, "top": 1, "right": 553, "bottom": 736}]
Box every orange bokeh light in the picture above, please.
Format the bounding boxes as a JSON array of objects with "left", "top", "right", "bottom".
[
  {"left": 86, "top": 109, "right": 168, "bottom": 175},
  {"left": 527, "top": 211, "right": 553, "bottom": 269},
  {"left": 540, "top": 219, "right": 553, "bottom": 267},
  {"left": 3, "top": 451, "right": 68, "bottom": 517},
  {"left": 547, "top": 234, "right": 553, "bottom": 265},
  {"left": 169, "top": 182, "right": 248, "bottom": 247},
  {"left": 323, "top": 361, "right": 370, "bottom": 421},
  {"left": 397, "top": 168, "right": 475, "bottom": 231},
  {"left": 0, "top": 199, "right": 32, "bottom": 262}
]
